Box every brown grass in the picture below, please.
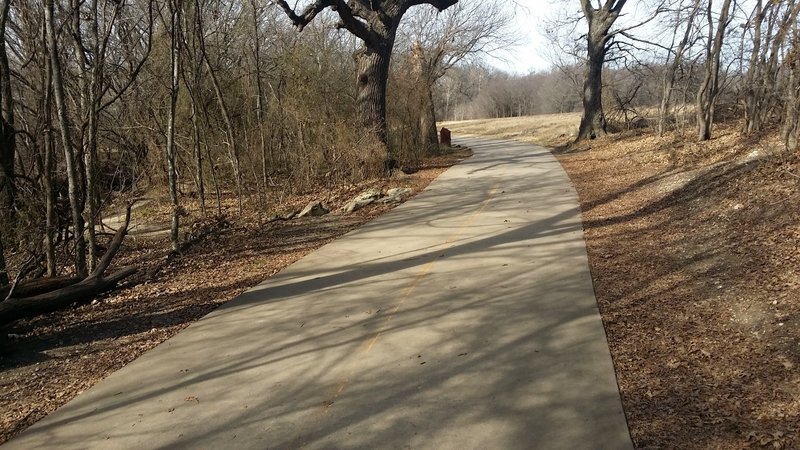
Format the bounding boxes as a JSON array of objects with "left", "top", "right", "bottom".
[{"left": 442, "top": 113, "right": 581, "bottom": 147}]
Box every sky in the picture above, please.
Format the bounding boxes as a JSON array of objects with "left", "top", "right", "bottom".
[
  {"left": 495, "top": 0, "right": 664, "bottom": 74},
  {"left": 497, "top": 0, "right": 559, "bottom": 74}
]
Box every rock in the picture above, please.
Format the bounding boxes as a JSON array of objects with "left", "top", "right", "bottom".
[
  {"left": 297, "top": 201, "right": 330, "bottom": 218},
  {"left": 386, "top": 187, "right": 412, "bottom": 198},
  {"left": 381, "top": 187, "right": 413, "bottom": 204},
  {"left": 343, "top": 188, "right": 382, "bottom": 213}
]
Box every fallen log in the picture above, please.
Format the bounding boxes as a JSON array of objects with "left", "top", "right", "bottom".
[
  {"left": 0, "top": 267, "right": 137, "bottom": 326},
  {"left": 0, "top": 202, "right": 137, "bottom": 327},
  {"left": 0, "top": 276, "right": 82, "bottom": 301}
]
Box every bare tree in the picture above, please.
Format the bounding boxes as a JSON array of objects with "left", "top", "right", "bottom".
[
  {"left": 782, "top": 11, "right": 800, "bottom": 150},
  {"left": 696, "top": 0, "right": 734, "bottom": 141},
  {"left": 46, "top": 0, "right": 88, "bottom": 277},
  {"left": 399, "top": 0, "right": 515, "bottom": 152},
  {"left": 577, "top": 0, "right": 628, "bottom": 140},
  {"left": 658, "top": 0, "right": 702, "bottom": 135},
  {"left": 275, "top": 0, "right": 459, "bottom": 149},
  {"left": 196, "top": 0, "right": 243, "bottom": 214},
  {"left": 166, "top": 0, "right": 182, "bottom": 250}
]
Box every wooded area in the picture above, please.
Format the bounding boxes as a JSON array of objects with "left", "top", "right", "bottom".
[
  {"left": 0, "top": 0, "right": 510, "bottom": 324},
  {"left": 445, "top": 0, "right": 800, "bottom": 152},
  {"left": 0, "top": 0, "right": 799, "bottom": 327}
]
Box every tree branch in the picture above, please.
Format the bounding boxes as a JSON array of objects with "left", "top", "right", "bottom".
[
  {"left": 274, "top": 0, "right": 337, "bottom": 31},
  {"left": 409, "top": 0, "right": 458, "bottom": 11},
  {"left": 274, "top": 0, "right": 378, "bottom": 45}
]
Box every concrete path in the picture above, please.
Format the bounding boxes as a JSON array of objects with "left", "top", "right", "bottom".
[{"left": 5, "top": 137, "right": 631, "bottom": 449}]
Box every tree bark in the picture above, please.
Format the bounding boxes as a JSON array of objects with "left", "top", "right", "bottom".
[
  {"left": 355, "top": 41, "right": 393, "bottom": 146},
  {"left": 83, "top": 0, "right": 102, "bottom": 272},
  {"left": 576, "top": 0, "right": 627, "bottom": 141},
  {"left": 578, "top": 41, "right": 608, "bottom": 140},
  {"left": 783, "top": 20, "right": 800, "bottom": 150},
  {"left": 743, "top": 0, "right": 766, "bottom": 134},
  {"left": 0, "top": 267, "right": 136, "bottom": 326},
  {"left": 411, "top": 43, "right": 439, "bottom": 154},
  {"left": 46, "top": 0, "right": 87, "bottom": 277},
  {"left": 189, "top": 93, "right": 206, "bottom": 215},
  {"left": 0, "top": 0, "right": 15, "bottom": 225},
  {"left": 166, "top": 0, "right": 181, "bottom": 251},
  {"left": 0, "top": 276, "right": 81, "bottom": 300},
  {"left": 43, "top": 25, "right": 57, "bottom": 276},
  {"left": 249, "top": 0, "right": 269, "bottom": 189},
  {"left": 419, "top": 81, "right": 439, "bottom": 153}
]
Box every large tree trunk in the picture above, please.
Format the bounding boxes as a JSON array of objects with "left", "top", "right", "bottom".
[
  {"left": 355, "top": 41, "right": 393, "bottom": 147},
  {"left": 783, "top": 22, "right": 800, "bottom": 151},
  {"left": 0, "top": 268, "right": 136, "bottom": 326},
  {"left": 411, "top": 43, "right": 440, "bottom": 155},
  {"left": 249, "top": 0, "right": 269, "bottom": 189},
  {"left": 577, "top": 42, "right": 607, "bottom": 140},
  {"left": 44, "top": 42, "right": 57, "bottom": 276},
  {"left": 0, "top": 276, "right": 81, "bottom": 300},
  {"left": 46, "top": 0, "right": 87, "bottom": 277},
  {"left": 576, "top": 0, "right": 627, "bottom": 141},
  {"left": 275, "top": 0, "right": 456, "bottom": 153},
  {"left": 743, "top": 0, "right": 765, "bottom": 134},
  {"left": 84, "top": 0, "right": 102, "bottom": 273}
]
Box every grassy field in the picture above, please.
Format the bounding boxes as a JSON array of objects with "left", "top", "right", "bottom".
[{"left": 442, "top": 112, "right": 581, "bottom": 147}]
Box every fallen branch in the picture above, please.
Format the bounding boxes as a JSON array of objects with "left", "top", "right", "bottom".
[
  {"left": 0, "top": 202, "right": 137, "bottom": 327},
  {"left": 0, "top": 267, "right": 137, "bottom": 327},
  {"left": 0, "top": 276, "right": 82, "bottom": 302},
  {"left": 2, "top": 254, "right": 38, "bottom": 303}
]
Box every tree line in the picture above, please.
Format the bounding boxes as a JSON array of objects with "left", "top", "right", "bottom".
[
  {"left": 1, "top": 0, "right": 798, "bottom": 321},
  {"left": 442, "top": 0, "right": 800, "bottom": 148},
  {"left": 0, "top": 0, "right": 512, "bottom": 318}
]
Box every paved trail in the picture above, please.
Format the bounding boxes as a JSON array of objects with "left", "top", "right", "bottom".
[{"left": 6, "top": 137, "right": 631, "bottom": 449}]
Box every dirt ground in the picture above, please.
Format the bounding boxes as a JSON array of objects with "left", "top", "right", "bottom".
[
  {"left": 553, "top": 126, "right": 800, "bottom": 449},
  {"left": 0, "top": 148, "right": 471, "bottom": 444}
]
